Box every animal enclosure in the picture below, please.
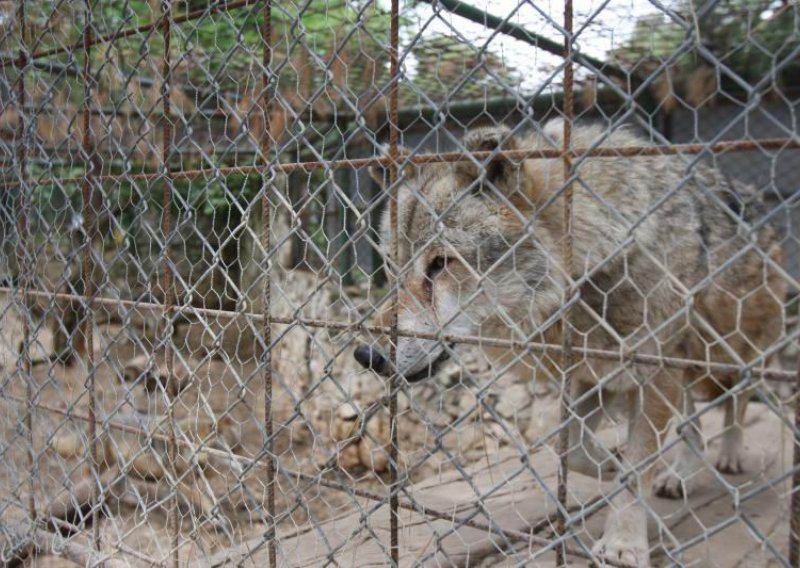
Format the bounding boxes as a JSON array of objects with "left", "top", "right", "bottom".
[{"left": 1, "top": 0, "right": 800, "bottom": 566}]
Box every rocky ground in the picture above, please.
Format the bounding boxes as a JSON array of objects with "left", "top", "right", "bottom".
[
  {"left": 0, "top": 272, "right": 569, "bottom": 566},
  {"left": 0, "top": 273, "right": 795, "bottom": 566}
]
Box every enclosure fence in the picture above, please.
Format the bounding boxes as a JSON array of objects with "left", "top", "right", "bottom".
[{"left": 1, "top": 0, "right": 800, "bottom": 566}]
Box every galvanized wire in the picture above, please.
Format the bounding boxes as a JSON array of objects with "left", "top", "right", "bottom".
[{"left": 0, "top": 0, "right": 798, "bottom": 566}]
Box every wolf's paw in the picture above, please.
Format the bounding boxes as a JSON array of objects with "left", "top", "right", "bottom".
[
  {"left": 653, "top": 469, "right": 686, "bottom": 499},
  {"left": 716, "top": 450, "right": 744, "bottom": 474},
  {"left": 591, "top": 534, "right": 650, "bottom": 567}
]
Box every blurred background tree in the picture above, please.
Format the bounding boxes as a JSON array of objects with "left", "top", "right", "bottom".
[{"left": 607, "top": 0, "right": 800, "bottom": 110}]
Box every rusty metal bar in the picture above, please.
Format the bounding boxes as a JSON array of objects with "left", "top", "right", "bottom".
[
  {"left": 14, "top": 0, "right": 36, "bottom": 528},
  {"left": 80, "top": 0, "right": 101, "bottom": 554},
  {"left": 260, "top": 0, "right": 277, "bottom": 566},
  {"left": 556, "top": 0, "right": 575, "bottom": 563},
  {"left": 9, "top": 137, "right": 799, "bottom": 191},
  {"left": 1, "top": 286, "right": 795, "bottom": 384},
  {"left": 0, "top": 0, "right": 260, "bottom": 69},
  {"left": 388, "top": 0, "right": 401, "bottom": 563},
  {"left": 158, "top": 0, "right": 180, "bottom": 565},
  {"left": 791, "top": 345, "right": 800, "bottom": 565}
]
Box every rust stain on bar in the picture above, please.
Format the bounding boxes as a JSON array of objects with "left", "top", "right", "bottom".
[
  {"left": 80, "top": 0, "right": 101, "bottom": 554},
  {"left": 260, "top": 0, "right": 277, "bottom": 566},
  {"left": 15, "top": 0, "right": 36, "bottom": 526},
  {"left": 9, "top": 137, "right": 799, "bottom": 191},
  {"left": 387, "top": 0, "right": 401, "bottom": 563},
  {"left": 791, "top": 346, "right": 800, "bottom": 565},
  {"left": 556, "top": 0, "right": 575, "bottom": 563},
  {"left": 158, "top": 1, "right": 180, "bottom": 566}
]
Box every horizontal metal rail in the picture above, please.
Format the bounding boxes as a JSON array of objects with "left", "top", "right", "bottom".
[
  {"left": 3, "top": 137, "right": 798, "bottom": 191},
  {"left": 1, "top": 286, "right": 794, "bottom": 382}
]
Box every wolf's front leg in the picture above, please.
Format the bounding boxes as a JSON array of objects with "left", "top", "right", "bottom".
[
  {"left": 654, "top": 390, "right": 705, "bottom": 499},
  {"left": 593, "top": 490, "right": 649, "bottom": 567},
  {"left": 592, "top": 380, "right": 678, "bottom": 567},
  {"left": 716, "top": 391, "right": 749, "bottom": 474}
]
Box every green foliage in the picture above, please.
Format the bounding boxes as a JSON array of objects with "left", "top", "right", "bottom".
[
  {"left": 15, "top": 1, "right": 519, "bottom": 232},
  {"left": 181, "top": 173, "right": 262, "bottom": 216},
  {"left": 404, "top": 33, "right": 522, "bottom": 104},
  {"left": 610, "top": 0, "right": 800, "bottom": 91},
  {"left": 96, "top": 0, "right": 158, "bottom": 31},
  {"left": 29, "top": 163, "right": 84, "bottom": 211}
]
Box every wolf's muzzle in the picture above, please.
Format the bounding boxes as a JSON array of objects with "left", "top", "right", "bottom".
[
  {"left": 353, "top": 343, "right": 452, "bottom": 383},
  {"left": 353, "top": 344, "right": 388, "bottom": 374},
  {"left": 402, "top": 348, "right": 451, "bottom": 383}
]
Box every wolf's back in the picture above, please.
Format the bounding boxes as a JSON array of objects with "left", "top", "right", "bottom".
[
  {"left": 527, "top": 120, "right": 785, "bottom": 367},
  {"left": 529, "top": 120, "right": 783, "bottom": 285}
]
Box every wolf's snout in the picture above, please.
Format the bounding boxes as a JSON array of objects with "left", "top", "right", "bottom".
[{"left": 354, "top": 345, "right": 388, "bottom": 374}]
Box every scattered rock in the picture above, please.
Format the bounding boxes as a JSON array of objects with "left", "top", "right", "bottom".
[
  {"left": 330, "top": 405, "right": 360, "bottom": 444},
  {"left": 50, "top": 429, "right": 84, "bottom": 460},
  {"left": 338, "top": 442, "right": 362, "bottom": 470},
  {"left": 495, "top": 383, "right": 531, "bottom": 419},
  {"left": 337, "top": 401, "right": 361, "bottom": 422},
  {"left": 456, "top": 389, "right": 479, "bottom": 419},
  {"left": 123, "top": 355, "right": 191, "bottom": 398}
]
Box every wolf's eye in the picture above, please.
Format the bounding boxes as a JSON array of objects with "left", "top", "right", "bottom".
[{"left": 426, "top": 256, "right": 450, "bottom": 280}]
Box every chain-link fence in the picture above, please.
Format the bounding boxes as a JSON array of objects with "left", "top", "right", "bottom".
[{"left": 1, "top": 0, "right": 799, "bottom": 566}]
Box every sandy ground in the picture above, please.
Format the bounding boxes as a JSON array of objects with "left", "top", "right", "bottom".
[
  {"left": 0, "top": 289, "right": 541, "bottom": 566},
  {"left": 0, "top": 294, "right": 391, "bottom": 565},
  {"left": 203, "top": 400, "right": 797, "bottom": 567},
  {"left": 1, "top": 289, "right": 796, "bottom": 567}
]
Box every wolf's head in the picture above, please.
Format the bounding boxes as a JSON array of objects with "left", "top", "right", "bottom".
[{"left": 354, "top": 125, "right": 567, "bottom": 383}]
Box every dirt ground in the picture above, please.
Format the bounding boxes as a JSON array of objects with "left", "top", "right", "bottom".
[
  {"left": 0, "top": 282, "right": 550, "bottom": 566},
  {"left": 202, "top": 397, "right": 798, "bottom": 567},
  {"left": 0, "top": 285, "right": 796, "bottom": 566}
]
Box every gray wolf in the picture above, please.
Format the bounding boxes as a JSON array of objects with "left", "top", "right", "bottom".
[{"left": 353, "top": 120, "right": 785, "bottom": 566}]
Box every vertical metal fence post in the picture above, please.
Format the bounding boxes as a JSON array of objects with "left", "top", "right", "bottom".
[
  {"left": 159, "top": 1, "right": 179, "bottom": 566},
  {"left": 260, "top": 1, "right": 277, "bottom": 566},
  {"left": 790, "top": 347, "right": 800, "bottom": 566},
  {"left": 388, "top": 0, "right": 401, "bottom": 564},
  {"left": 81, "top": 0, "right": 101, "bottom": 555},
  {"left": 15, "top": 0, "right": 36, "bottom": 529},
  {"left": 556, "top": 0, "right": 575, "bottom": 564}
]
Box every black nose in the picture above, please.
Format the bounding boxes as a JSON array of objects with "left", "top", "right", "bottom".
[{"left": 354, "top": 345, "right": 387, "bottom": 374}]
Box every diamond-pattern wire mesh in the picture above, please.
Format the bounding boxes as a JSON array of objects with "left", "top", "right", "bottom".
[{"left": 0, "top": 0, "right": 799, "bottom": 566}]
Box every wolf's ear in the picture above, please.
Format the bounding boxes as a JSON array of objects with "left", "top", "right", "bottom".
[
  {"left": 459, "top": 126, "right": 520, "bottom": 187},
  {"left": 369, "top": 144, "right": 417, "bottom": 187}
]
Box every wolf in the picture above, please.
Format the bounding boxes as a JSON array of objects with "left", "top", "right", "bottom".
[{"left": 353, "top": 120, "right": 785, "bottom": 566}]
